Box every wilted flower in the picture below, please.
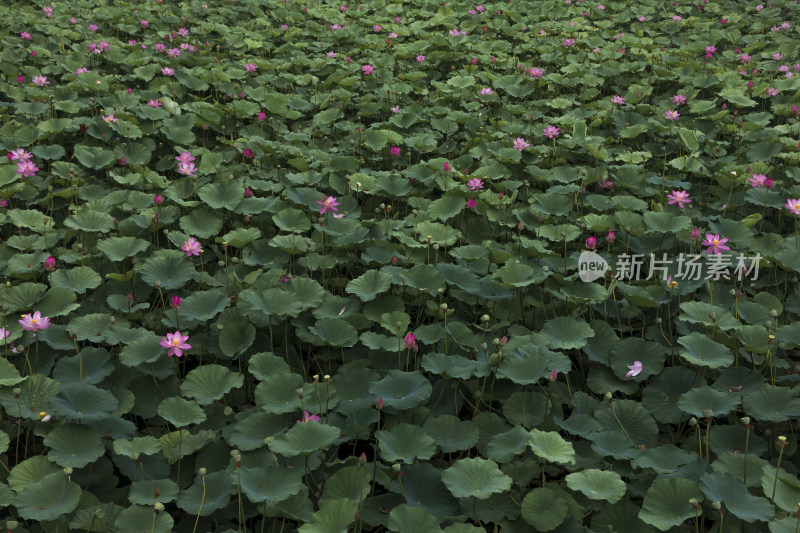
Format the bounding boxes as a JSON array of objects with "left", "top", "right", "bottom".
[
  {"left": 160, "top": 330, "right": 191, "bottom": 357},
  {"left": 317, "top": 195, "right": 340, "bottom": 214},
  {"left": 181, "top": 237, "right": 203, "bottom": 257},
  {"left": 626, "top": 360, "right": 643, "bottom": 377},
  {"left": 667, "top": 190, "right": 691, "bottom": 208},
  {"left": 702, "top": 233, "right": 731, "bottom": 254},
  {"left": 19, "top": 311, "right": 50, "bottom": 332}
]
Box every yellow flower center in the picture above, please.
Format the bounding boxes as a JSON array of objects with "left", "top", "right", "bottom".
[
  {"left": 172, "top": 339, "right": 180, "bottom": 346},
  {"left": 713, "top": 239, "right": 719, "bottom": 245}
]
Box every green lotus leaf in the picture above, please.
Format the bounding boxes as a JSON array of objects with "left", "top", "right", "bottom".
[
  {"left": 389, "top": 462, "right": 458, "bottom": 522},
  {"left": 642, "top": 366, "right": 697, "bottom": 424},
  {"left": 0, "top": 483, "right": 13, "bottom": 507},
  {"left": 268, "top": 422, "right": 341, "bottom": 457},
  {"left": 112, "top": 436, "right": 161, "bottom": 458},
  {"left": 239, "top": 287, "right": 304, "bottom": 318},
  {"left": 179, "top": 207, "right": 224, "bottom": 238},
  {"left": 502, "top": 391, "right": 547, "bottom": 428},
  {"left": 592, "top": 500, "right": 655, "bottom": 533},
  {"left": 96, "top": 236, "right": 150, "bottom": 261},
  {"left": 368, "top": 370, "right": 433, "bottom": 411},
  {"left": 237, "top": 465, "right": 304, "bottom": 505},
  {"left": 15, "top": 471, "right": 81, "bottom": 521},
  {"left": 255, "top": 373, "right": 304, "bottom": 414},
  {"left": 679, "top": 301, "right": 740, "bottom": 331},
  {"left": 49, "top": 383, "right": 119, "bottom": 423},
  {"left": 388, "top": 504, "right": 442, "bottom": 533},
  {"left": 498, "top": 345, "right": 571, "bottom": 385},
  {"left": 304, "top": 317, "right": 359, "bottom": 347},
  {"left": 180, "top": 364, "right": 244, "bottom": 405},
  {"left": 298, "top": 498, "right": 358, "bottom": 533},
  {"left": 487, "top": 426, "right": 531, "bottom": 463},
  {"left": 53, "top": 347, "right": 113, "bottom": 385},
  {"left": 422, "top": 415, "right": 479, "bottom": 453},
  {"left": 742, "top": 385, "right": 800, "bottom": 422},
  {"left": 223, "top": 409, "right": 288, "bottom": 451},
  {"left": 7, "top": 455, "right": 61, "bottom": 493},
  {"left": 379, "top": 423, "right": 436, "bottom": 463},
  {"left": 73, "top": 144, "right": 116, "bottom": 169},
  {"left": 273, "top": 208, "right": 312, "bottom": 233},
  {"left": 222, "top": 226, "right": 261, "bottom": 248},
  {"left": 540, "top": 317, "right": 595, "bottom": 349},
  {"left": 248, "top": 351, "right": 291, "bottom": 381},
  {"left": 198, "top": 179, "right": 243, "bottom": 210},
  {"left": 594, "top": 399, "right": 659, "bottom": 449},
  {"left": 0, "top": 358, "right": 25, "bottom": 386},
  {"left": 711, "top": 452, "right": 768, "bottom": 489},
  {"left": 528, "top": 428, "right": 576, "bottom": 465},
  {"left": 761, "top": 465, "right": 800, "bottom": 513},
  {"left": 565, "top": 469, "right": 626, "bottom": 503},
  {"left": 678, "top": 332, "right": 734, "bottom": 369},
  {"left": 747, "top": 141, "right": 782, "bottom": 162},
  {"left": 177, "top": 470, "right": 232, "bottom": 515},
  {"left": 128, "top": 478, "right": 179, "bottom": 505},
  {"left": 520, "top": 488, "right": 568, "bottom": 531},
  {"left": 441, "top": 458, "right": 512, "bottom": 500},
  {"left": 700, "top": 471, "right": 773, "bottom": 522},
  {"left": 115, "top": 504, "right": 174, "bottom": 533},
  {"left": 346, "top": 270, "right": 393, "bottom": 302},
  {"left": 218, "top": 321, "right": 255, "bottom": 357},
  {"left": 321, "top": 465, "right": 372, "bottom": 504},
  {"left": 178, "top": 288, "right": 230, "bottom": 324},
  {"left": 119, "top": 336, "right": 164, "bottom": 367},
  {"left": 158, "top": 397, "right": 206, "bottom": 427},
  {"left": 639, "top": 477, "right": 704, "bottom": 531},
  {"left": 49, "top": 266, "right": 101, "bottom": 294},
  {"left": 1, "top": 282, "right": 47, "bottom": 312},
  {"left": 43, "top": 423, "right": 105, "bottom": 468},
  {"left": 140, "top": 250, "right": 197, "bottom": 290},
  {"left": 678, "top": 385, "right": 741, "bottom": 418},
  {"left": 64, "top": 209, "right": 115, "bottom": 232},
  {"left": 159, "top": 430, "right": 216, "bottom": 464}
]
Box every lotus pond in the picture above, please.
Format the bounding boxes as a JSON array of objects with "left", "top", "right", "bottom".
[{"left": 2, "top": 0, "right": 800, "bottom": 531}]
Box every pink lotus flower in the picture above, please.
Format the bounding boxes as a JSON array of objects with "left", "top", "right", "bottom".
[
  {"left": 43, "top": 6, "right": 53, "bottom": 17},
  {"left": 175, "top": 151, "right": 195, "bottom": 163},
  {"left": 177, "top": 28, "right": 189, "bottom": 37},
  {"left": 0, "top": 328, "right": 9, "bottom": 341},
  {"left": 16, "top": 76, "right": 24, "bottom": 84},
  {"left": 327, "top": 51, "right": 337, "bottom": 58},
  {"left": 610, "top": 95, "right": 625, "bottom": 105},
  {"left": 598, "top": 179, "right": 615, "bottom": 190},
  {"left": 102, "top": 114, "right": 117, "bottom": 123},
  {"left": 160, "top": 330, "right": 191, "bottom": 357},
  {"left": 691, "top": 227, "right": 700, "bottom": 240},
  {"left": 626, "top": 360, "right": 643, "bottom": 377},
  {"left": 739, "top": 53, "right": 751, "bottom": 63},
  {"left": 161, "top": 67, "right": 175, "bottom": 76},
  {"left": 170, "top": 295, "right": 182, "bottom": 309},
  {"left": 607, "top": 231, "right": 615, "bottom": 242},
  {"left": 0, "top": 199, "right": 7, "bottom": 208},
  {"left": 16, "top": 161, "right": 39, "bottom": 178},
  {"left": 562, "top": 38, "right": 575, "bottom": 47},
  {"left": 257, "top": 112, "right": 266, "bottom": 121},
  {"left": 585, "top": 236, "right": 597, "bottom": 250},
  {"left": 181, "top": 237, "right": 203, "bottom": 257},
  {"left": 467, "top": 178, "right": 484, "bottom": 191},
  {"left": 749, "top": 174, "right": 773, "bottom": 188},
  {"left": 141, "top": 19, "right": 149, "bottom": 27},
  {"left": 297, "top": 410, "right": 321, "bottom": 423},
  {"left": 373, "top": 25, "right": 382, "bottom": 32},
  {"left": 673, "top": 94, "right": 687, "bottom": 105},
  {"left": 390, "top": 146, "right": 401, "bottom": 157},
  {"left": 672, "top": 14, "right": 682, "bottom": 21},
  {"left": 528, "top": 67, "right": 544, "bottom": 78},
  {"left": 147, "top": 99, "right": 162, "bottom": 108},
  {"left": 664, "top": 109, "right": 680, "bottom": 120},
  {"left": 19, "top": 311, "right": 50, "bottom": 332},
  {"left": 8, "top": 149, "right": 32, "bottom": 162},
  {"left": 513, "top": 137, "right": 530, "bottom": 151},
  {"left": 361, "top": 64, "right": 374, "bottom": 75},
  {"left": 667, "top": 190, "right": 691, "bottom": 208},
  {"left": 242, "top": 148, "right": 255, "bottom": 159},
  {"left": 20, "top": 32, "right": 32, "bottom": 40},
  {"left": 317, "top": 195, "right": 340, "bottom": 214},
  {"left": 44, "top": 257, "right": 56, "bottom": 271},
  {"left": 479, "top": 88, "right": 493, "bottom": 95},
  {"left": 704, "top": 45, "right": 716, "bottom": 57},
  {"left": 702, "top": 233, "right": 731, "bottom": 255},
  {"left": 245, "top": 63, "right": 257, "bottom": 72},
  {"left": 786, "top": 199, "right": 800, "bottom": 215},
  {"left": 88, "top": 24, "right": 98, "bottom": 32},
  {"left": 416, "top": 55, "right": 426, "bottom": 63},
  {"left": 76, "top": 67, "right": 90, "bottom": 75},
  {"left": 404, "top": 332, "right": 418, "bottom": 351},
  {"left": 466, "top": 198, "right": 477, "bottom": 209},
  {"left": 33, "top": 75, "right": 49, "bottom": 87},
  {"left": 543, "top": 126, "right": 560, "bottom": 139},
  {"left": 177, "top": 162, "right": 197, "bottom": 176},
  {"left": 154, "top": 195, "right": 164, "bottom": 204},
  {"left": 443, "top": 162, "right": 451, "bottom": 171}
]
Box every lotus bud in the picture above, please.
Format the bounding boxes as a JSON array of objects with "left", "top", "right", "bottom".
[
  {"left": 489, "top": 352, "right": 502, "bottom": 366},
  {"left": 359, "top": 452, "right": 367, "bottom": 465},
  {"left": 729, "top": 289, "right": 736, "bottom": 296},
  {"left": 764, "top": 321, "right": 772, "bottom": 329},
  {"left": 492, "top": 338, "right": 500, "bottom": 345},
  {"left": 376, "top": 397, "right": 384, "bottom": 410},
  {"left": 480, "top": 342, "right": 487, "bottom": 350},
  {"left": 131, "top": 452, "right": 140, "bottom": 461},
  {"left": 230, "top": 449, "right": 241, "bottom": 457}
]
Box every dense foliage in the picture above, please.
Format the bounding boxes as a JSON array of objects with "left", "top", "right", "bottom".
[{"left": 2, "top": 0, "right": 800, "bottom": 531}]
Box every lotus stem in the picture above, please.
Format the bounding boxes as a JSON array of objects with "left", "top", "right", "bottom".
[
  {"left": 772, "top": 436, "right": 788, "bottom": 503},
  {"left": 191, "top": 472, "right": 205, "bottom": 533}
]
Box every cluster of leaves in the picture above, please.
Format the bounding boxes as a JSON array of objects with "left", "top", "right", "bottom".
[{"left": 1, "top": 0, "right": 800, "bottom": 531}]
